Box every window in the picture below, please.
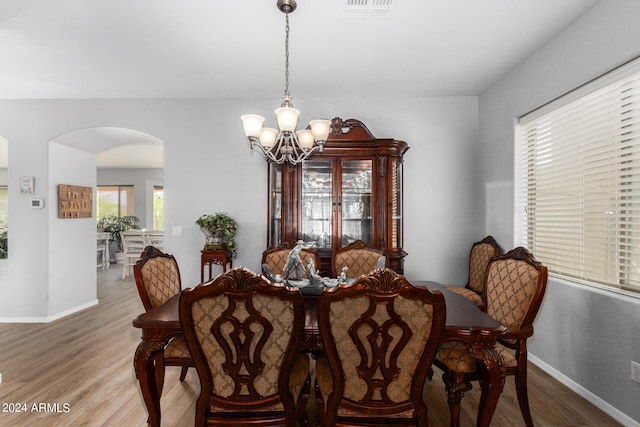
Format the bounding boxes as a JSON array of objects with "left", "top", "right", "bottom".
[
  {"left": 519, "top": 57, "right": 640, "bottom": 294},
  {"left": 96, "top": 185, "right": 134, "bottom": 220},
  {"left": 153, "top": 186, "right": 163, "bottom": 230}
]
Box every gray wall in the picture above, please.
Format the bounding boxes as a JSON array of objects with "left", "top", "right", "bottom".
[
  {"left": 0, "top": 96, "right": 479, "bottom": 320},
  {"left": 478, "top": 1, "right": 640, "bottom": 424}
]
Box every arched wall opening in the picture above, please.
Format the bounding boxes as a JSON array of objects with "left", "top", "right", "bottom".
[{"left": 47, "top": 127, "right": 163, "bottom": 319}]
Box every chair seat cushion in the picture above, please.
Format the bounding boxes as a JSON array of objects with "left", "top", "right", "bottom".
[
  {"left": 443, "top": 285, "right": 482, "bottom": 305},
  {"left": 436, "top": 341, "right": 517, "bottom": 373},
  {"left": 165, "top": 335, "right": 191, "bottom": 359}
]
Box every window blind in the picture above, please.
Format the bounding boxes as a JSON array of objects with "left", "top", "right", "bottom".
[{"left": 519, "top": 57, "right": 640, "bottom": 293}]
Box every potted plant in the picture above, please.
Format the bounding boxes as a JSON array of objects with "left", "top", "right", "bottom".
[
  {"left": 195, "top": 212, "right": 238, "bottom": 257},
  {"left": 97, "top": 215, "right": 140, "bottom": 263}
]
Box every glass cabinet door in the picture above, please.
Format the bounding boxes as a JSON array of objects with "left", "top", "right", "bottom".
[
  {"left": 341, "top": 160, "right": 373, "bottom": 246},
  {"left": 268, "top": 165, "right": 282, "bottom": 247},
  {"left": 301, "top": 160, "right": 333, "bottom": 249}
]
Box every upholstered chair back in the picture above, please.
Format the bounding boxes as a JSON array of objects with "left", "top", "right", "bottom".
[
  {"left": 332, "top": 239, "right": 386, "bottom": 278},
  {"left": 262, "top": 242, "right": 321, "bottom": 279},
  {"left": 134, "top": 246, "right": 182, "bottom": 311},
  {"left": 444, "top": 235, "right": 500, "bottom": 307},
  {"left": 179, "top": 268, "right": 308, "bottom": 426},
  {"left": 484, "top": 247, "right": 547, "bottom": 340},
  {"left": 316, "top": 269, "right": 445, "bottom": 426},
  {"left": 467, "top": 236, "right": 500, "bottom": 293}
]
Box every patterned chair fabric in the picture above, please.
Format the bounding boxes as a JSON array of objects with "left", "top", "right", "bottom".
[
  {"left": 332, "top": 239, "right": 386, "bottom": 279},
  {"left": 444, "top": 236, "right": 500, "bottom": 307},
  {"left": 133, "top": 246, "right": 193, "bottom": 382},
  {"left": 316, "top": 268, "right": 446, "bottom": 426},
  {"left": 434, "top": 247, "right": 548, "bottom": 427},
  {"left": 179, "top": 268, "right": 309, "bottom": 427},
  {"left": 134, "top": 246, "right": 182, "bottom": 310},
  {"left": 262, "top": 241, "right": 321, "bottom": 279}
]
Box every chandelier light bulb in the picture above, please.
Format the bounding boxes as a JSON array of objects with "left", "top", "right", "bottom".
[
  {"left": 241, "top": 114, "right": 265, "bottom": 138},
  {"left": 309, "top": 119, "right": 331, "bottom": 142},
  {"left": 259, "top": 128, "right": 278, "bottom": 148},
  {"left": 296, "top": 129, "right": 314, "bottom": 149},
  {"left": 275, "top": 106, "right": 300, "bottom": 133}
]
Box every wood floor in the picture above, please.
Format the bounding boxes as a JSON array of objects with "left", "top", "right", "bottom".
[{"left": 0, "top": 265, "right": 623, "bottom": 427}]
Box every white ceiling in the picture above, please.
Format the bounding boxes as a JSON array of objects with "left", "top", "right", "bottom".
[{"left": 0, "top": 0, "right": 599, "bottom": 168}]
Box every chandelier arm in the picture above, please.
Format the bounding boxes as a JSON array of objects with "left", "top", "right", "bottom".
[
  {"left": 251, "top": 144, "right": 272, "bottom": 163},
  {"left": 286, "top": 132, "right": 318, "bottom": 164},
  {"left": 249, "top": 134, "right": 285, "bottom": 164},
  {"left": 270, "top": 133, "right": 290, "bottom": 163}
]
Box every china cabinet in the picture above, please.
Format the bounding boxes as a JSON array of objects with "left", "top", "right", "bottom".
[{"left": 267, "top": 117, "right": 408, "bottom": 275}]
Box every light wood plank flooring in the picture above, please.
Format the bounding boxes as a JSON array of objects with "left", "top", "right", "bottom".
[{"left": 0, "top": 265, "right": 623, "bottom": 426}]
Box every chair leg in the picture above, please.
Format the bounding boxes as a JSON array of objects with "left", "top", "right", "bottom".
[
  {"left": 442, "top": 372, "right": 472, "bottom": 427},
  {"left": 515, "top": 368, "right": 534, "bottom": 427},
  {"left": 153, "top": 352, "right": 166, "bottom": 399},
  {"left": 179, "top": 365, "right": 188, "bottom": 382}
]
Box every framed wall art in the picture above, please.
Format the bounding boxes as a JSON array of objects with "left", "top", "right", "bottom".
[
  {"left": 20, "top": 176, "right": 34, "bottom": 195},
  {"left": 58, "top": 184, "right": 93, "bottom": 218}
]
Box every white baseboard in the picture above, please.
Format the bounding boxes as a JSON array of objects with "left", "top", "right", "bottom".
[
  {"left": 0, "top": 299, "right": 98, "bottom": 323},
  {"left": 529, "top": 354, "right": 639, "bottom": 427}
]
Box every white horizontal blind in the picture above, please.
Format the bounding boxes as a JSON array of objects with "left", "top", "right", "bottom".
[{"left": 520, "top": 57, "right": 640, "bottom": 293}]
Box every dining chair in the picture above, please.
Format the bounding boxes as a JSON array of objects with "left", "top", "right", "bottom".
[
  {"left": 179, "top": 267, "right": 309, "bottom": 427},
  {"left": 133, "top": 246, "right": 193, "bottom": 383},
  {"left": 144, "top": 229, "right": 164, "bottom": 250},
  {"left": 434, "top": 247, "right": 548, "bottom": 427},
  {"left": 443, "top": 235, "right": 500, "bottom": 308},
  {"left": 331, "top": 239, "right": 386, "bottom": 279},
  {"left": 96, "top": 233, "right": 109, "bottom": 270},
  {"left": 315, "top": 268, "right": 446, "bottom": 426},
  {"left": 262, "top": 240, "right": 321, "bottom": 280},
  {"left": 121, "top": 229, "right": 146, "bottom": 279}
]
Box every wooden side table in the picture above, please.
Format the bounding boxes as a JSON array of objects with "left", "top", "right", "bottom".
[{"left": 201, "top": 249, "right": 233, "bottom": 282}]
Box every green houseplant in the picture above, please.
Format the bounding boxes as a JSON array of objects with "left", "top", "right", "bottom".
[
  {"left": 97, "top": 215, "right": 140, "bottom": 253},
  {"left": 195, "top": 212, "right": 238, "bottom": 257},
  {"left": 0, "top": 230, "right": 7, "bottom": 259}
]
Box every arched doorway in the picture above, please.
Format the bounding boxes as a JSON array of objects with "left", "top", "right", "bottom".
[
  {"left": 52, "top": 126, "right": 163, "bottom": 279},
  {"left": 54, "top": 126, "right": 163, "bottom": 231}
]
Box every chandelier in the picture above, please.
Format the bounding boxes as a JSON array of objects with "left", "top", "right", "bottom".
[{"left": 241, "top": 0, "right": 330, "bottom": 166}]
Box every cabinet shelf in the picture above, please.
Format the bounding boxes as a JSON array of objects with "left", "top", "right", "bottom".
[
  {"left": 301, "top": 191, "right": 332, "bottom": 196},
  {"left": 341, "top": 188, "right": 372, "bottom": 194}
]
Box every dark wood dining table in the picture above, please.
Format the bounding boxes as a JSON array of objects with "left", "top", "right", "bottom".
[{"left": 132, "top": 280, "right": 506, "bottom": 427}]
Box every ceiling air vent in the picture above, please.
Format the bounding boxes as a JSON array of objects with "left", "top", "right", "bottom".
[{"left": 345, "top": 0, "right": 394, "bottom": 16}]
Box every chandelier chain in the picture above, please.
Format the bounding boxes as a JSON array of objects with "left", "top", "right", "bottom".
[{"left": 284, "top": 13, "right": 290, "bottom": 98}]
